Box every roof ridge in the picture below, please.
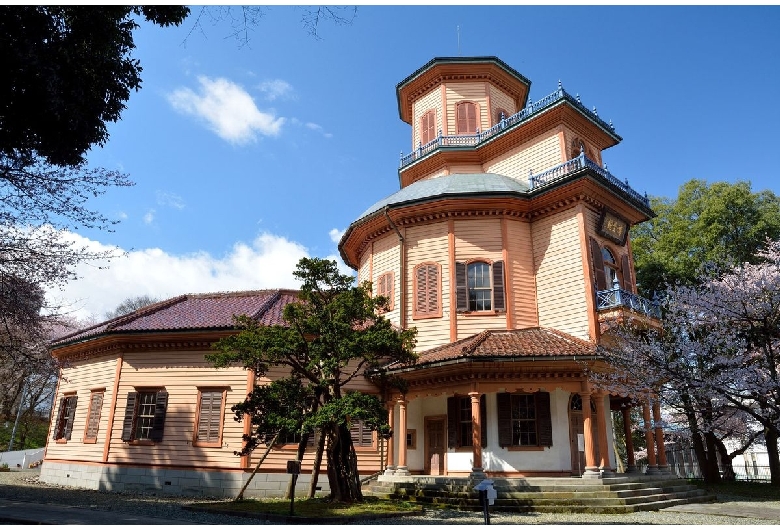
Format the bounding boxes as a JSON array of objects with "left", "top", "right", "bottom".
[
  {"left": 249, "top": 289, "right": 284, "bottom": 321},
  {"left": 463, "top": 329, "right": 492, "bottom": 355},
  {"left": 105, "top": 295, "right": 188, "bottom": 331}
]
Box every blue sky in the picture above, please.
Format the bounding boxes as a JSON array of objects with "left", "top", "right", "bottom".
[{"left": 52, "top": 5, "right": 780, "bottom": 320}]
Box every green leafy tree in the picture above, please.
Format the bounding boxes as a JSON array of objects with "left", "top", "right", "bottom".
[
  {"left": 631, "top": 179, "right": 780, "bottom": 297},
  {"left": 209, "top": 257, "right": 416, "bottom": 503}
]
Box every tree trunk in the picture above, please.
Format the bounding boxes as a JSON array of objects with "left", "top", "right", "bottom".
[
  {"left": 681, "top": 393, "right": 720, "bottom": 483},
  {"left": 286, "top": 432, "right": 310, "bottom": 500},
  {"left": 766, "top": 427, "right": 780, "bottom": 486},
  {"left": 325, "top": 423, "right": 362, "bottom": 503},
  {"left": 308, "top": 429, "right": 326, "bottom": 499},
  {"left": 714, "top": 437, "right": 736, "bottom": 481}
]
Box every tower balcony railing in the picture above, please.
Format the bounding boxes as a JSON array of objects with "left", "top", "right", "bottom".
[
  {"left": 529, "top": 151, "right": 650, "bottom": 208},
  {"left": 399, "top": 83, "right": 616, "bottom": 169},
  {"left": 596, "top": 280, "right": 661, "bottom": 320}
]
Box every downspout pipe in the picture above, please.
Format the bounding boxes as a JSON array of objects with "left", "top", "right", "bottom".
[{"left": 384, "top": 206, "right": 405, "bottom": 329}]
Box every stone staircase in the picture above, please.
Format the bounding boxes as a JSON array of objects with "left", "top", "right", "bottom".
[{"left": 364, "top": 474, "right": 716, "bottom": 514}]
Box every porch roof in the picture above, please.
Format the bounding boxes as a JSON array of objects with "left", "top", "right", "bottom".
[{"left": 387, "top": 327, "right": 599, "bottom": 372}]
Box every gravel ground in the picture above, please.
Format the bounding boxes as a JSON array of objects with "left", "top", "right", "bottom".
[{"left": 0, "top": 469, "right": 777, "bottom": 525}]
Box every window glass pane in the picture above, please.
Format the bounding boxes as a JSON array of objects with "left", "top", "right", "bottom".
[
  {"left": 467, "top": 262, "right": 492, "bottom": 311},
  {"left": 135, "top": 392, "right": 157, "bottom": 440},
  {"left": 510, "top": 394, "right": 538, "bottom": 446}
]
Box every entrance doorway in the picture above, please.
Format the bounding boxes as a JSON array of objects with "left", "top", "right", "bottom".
[
  {"left": 568, "top": 393, "right": 600, "bottom": 475},
  {"left": 425, "top": 416, "right": 446, "bottom": 475}
]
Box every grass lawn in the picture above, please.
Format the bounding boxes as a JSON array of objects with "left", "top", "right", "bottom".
[
  {"left": 189, "top": 495, "right": 421, "bottom": 519},
  {"left": 697, "top": 480, "right": 780, "bottom": 501}
]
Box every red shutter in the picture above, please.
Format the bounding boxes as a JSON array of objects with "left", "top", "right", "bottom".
[
  {"left": 457, "top": 102, "right": 477, "bottom": 134},
  {"left": 421, "top": 111, "right": 435, "bottom": 145},
  {"left": 590, "top": 237, "right": 607, "bottom": 291},
  {"left": 621, "top": 254, "right": 633, "bottom": 292},
  {"left": 415, "top": 264, "right": 439, "bottom": 316}
]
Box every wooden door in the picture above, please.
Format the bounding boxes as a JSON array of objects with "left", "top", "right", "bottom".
[
  {"left": 569, "top": 394, "right": 600, "bottom": 475},
  {"left": 425, "top": 417, "right": 446, "bottom": 476}
]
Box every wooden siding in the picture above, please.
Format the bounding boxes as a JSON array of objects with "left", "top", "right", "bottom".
[
  {"left": 489, "top": 85, "right": 516, "bottom": 123},
  {"left": 357, "top": 245, "right": 371, "bottom": 285},
  {"left": 584, "top": 206, "right": 634, "bottom": 291},
  {"left": 505, "top": 218, "right": 539, "bottom": 328},
  {"left": 449, "top": 164, "right": 485, "bottom": 174},
  {"left": 108, "top": 350, "right": 247, "bottom": 469},
  {"left": 405, "top": 222, "right": 451, "bottom": 351},
  {"left": 453, "top": 219, "right": 507, "bottom": 338},
  {"left": 484, "top": 131, "right": 562, "bottom": 185},
  {"left": 445, "top": 82, "right": 489, "bottom": 135},
  {"left": 532, "top": 209, "right": 591, "bottom": 340},
  {"left": 561, "top": 125, "right": 604, "bottom": 166},
  {"left": 372, "top": 233, "right": 402, "bottom": 327},
  {"left": 46, "top": 355, "right": 119, "bottom": 462},
  {"left": 412, "top": 88, "right": 443, "bottom": 150}
]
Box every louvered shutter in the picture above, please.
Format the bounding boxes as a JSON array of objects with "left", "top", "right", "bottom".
[
  {"left": 85, "top": 392, "right": 103, "bottom": 441},
  {"left": 121, "top": 392, "right": 138, "bottom": 442},
  {"left": 621, "top": 254, "right": 633, "bottom": 292},
  {"left": 480, "top": 394, "right": 487, "bottom": 448},
  {"left": 426, "top": 265, "right": 439, "bottom": 313},
  {"left": 386, "top": 273, "right": 394, "bottom": 310},
  {"left": 492, "top": 260, "right": 505, "bottom": 311},
  {"left": 53, "top": 398, "right": 66, "bottom": 439},
  {"left": 415, "top": 266, "right": 427, "bottom": 314},
  {"left": 497, "top": 393, "right": 512, "bottom": 447},
  {"left": 150, "top": 391, "right": 168, "bottom": 442},
  {"left": 63, "top": 397, "right": 77, "bottom": 440},
  {"left": 447, "top": 396, "right": 458, "bottom": 448},
  {"left": 456, "top": 262, "right": 468, "bottom": 312},
  {"left": 197, "top": 391, "right": 222, "bottom": 443},
  {"left": 421, "top": 111, "right": 435, "bottom": 145},
  {"left": 536, "top": 392, "right": 553, "bottom": 447},
  {"left": 589, "top": 237, "right": 607, "bottom": 291}
]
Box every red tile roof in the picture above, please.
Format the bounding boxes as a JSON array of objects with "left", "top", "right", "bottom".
[
  {"left": 52, "top": 289, "right": 298, "bottom": 347},
  {"left": 396, "top": 328, "right": 598, "bottom": 370}
]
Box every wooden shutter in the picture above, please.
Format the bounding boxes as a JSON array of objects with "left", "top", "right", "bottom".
[
  {"left": 536, "top": 392, "right": 553, "bottom": 447},
  {"left": 480, "top": 394, "right": 487, "bottom": 448},
  {"left": 447, "top": 396, "right": 458, "bottom": 448},
  {"left": 497, "top": 392, "right": 512, "bottom": 447},
  {"left": 492, "top": 260, "right": 505, "bottom": 311},
  {"left": 53, "top": 397, "right": 66, "bottom": 439},
  {"left": 377, "top": 272, "right": 394, "bottom": 311},
  {"left": 121, "top": 392, "right": 138, "bottom": 442},
  {"left": 621, "top": 254, "right": 633, "bottom": 292},
  {"left": 589, "top": 237, "right": 607, "bottom": 291},
  {"left": 457, "top": 102, "right": 477, "bottom": 134},
  {"left": 85, "top": 392, "right": 103, "bottom": 441},
  {"left": 197, "top": 391, "right": 222, "bottom": 443},
  {"left": 150, "top": 390, "right": 168, "bottom": 442},
  {"left": 456, "top": 262, "right": 468, "bottom": 312},
  {"left": 415, "top": 264, "right": 440, "bottom": 317},
  {"left": 63, "top": 397, "right": 77, "bottom": 440},
  {"left": 421, "top": 110, "right": 435, "bottom": 145}
]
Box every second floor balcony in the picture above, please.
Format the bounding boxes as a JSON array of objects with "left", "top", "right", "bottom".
[{"left": 596, "top": 278, "right": 661, "bottom": 320}]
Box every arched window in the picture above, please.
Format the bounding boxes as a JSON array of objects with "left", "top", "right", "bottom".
[
  {"left": 420, "top": 110, "right": 436, "bottom": 145},
  {"left": 455, "top": 260, "right": 505, "bottom": 312},
  {"left": 456, "top": 101, "right": 478, "bottom": 134},
  {"left": 602, "top": 247, "right": 619, "bottom": 288},
  {"left": 494, "top": 107, "right": 509, "bottom": 125}
]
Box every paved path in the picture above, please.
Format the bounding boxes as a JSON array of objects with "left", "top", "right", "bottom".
[
  {"left": 661, "top": 501, "right": 780, "bottom": 521},
  {"left": 0, "top": 498, "right": 203, "bottom": 525}
]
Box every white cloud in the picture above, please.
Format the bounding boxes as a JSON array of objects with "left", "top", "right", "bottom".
[
  {"left": 257, "top": 79, "right": 295, "bottom": 101},
  {"left": 143, "top": 210, "right": 155, "bottom": 225},
  {"left": 167, "top": 76, "right": 285, "bottom": 144},
  {"left": 305, "top": 122, "right": 333, "bottom": 139},
  {"left": 156, "top": 191, "right": 185, "bottom": 210},
  {"left": 329, "top": 228, "right": 345, "bottom": 244},
  {"left": 46, "top": 232, "right": 309, "bottom": 321}
]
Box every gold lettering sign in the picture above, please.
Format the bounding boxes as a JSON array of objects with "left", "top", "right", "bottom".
[{"left": 598, "top": 210, "right": 628, "bottom": 245}]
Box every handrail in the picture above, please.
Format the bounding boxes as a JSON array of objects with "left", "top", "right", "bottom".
[
  {"left": 399, "top": 84, "right": 617, "bottom": 168},
  {"left": 596, "top": 286, "right": 661, "bottom": 319},
  {"left": 529, "top": 152, "right": 650, "bottom": 207}
]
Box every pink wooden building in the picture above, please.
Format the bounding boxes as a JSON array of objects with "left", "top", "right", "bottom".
[{"left": 41, "top": 57, "right": 667, "bottom": 497}]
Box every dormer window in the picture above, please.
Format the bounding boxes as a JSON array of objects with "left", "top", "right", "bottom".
[
  {"left": 456, "top": 101, "right": 478, "bottom": 134},
  {"left": 420, "top": 110, "right": 436, "bottom": 145}
]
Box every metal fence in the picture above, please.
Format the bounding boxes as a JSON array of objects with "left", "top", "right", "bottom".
[{"left": 646, "top": 446, "right": 773, "bottom": 482}]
